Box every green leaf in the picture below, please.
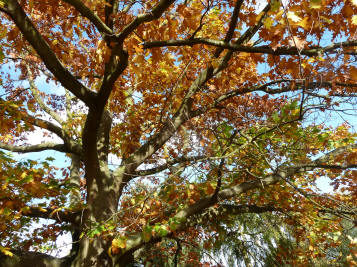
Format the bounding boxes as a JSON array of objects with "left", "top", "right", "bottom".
[
  {"left": 21, "top": 174, "right": 34, "bottom": 184},
  {"left": 154, "top": 224, "right": 169, "bottom": 237},
  {"left": 271, "top": 0, "right": 280, "bottom": 12},
  {"left": 272, "top": 112, "right": 280, "bottom": 122}
]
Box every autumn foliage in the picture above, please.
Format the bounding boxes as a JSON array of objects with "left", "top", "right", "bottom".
[{"left": 0, "top": 0, "right": 357, "bottom": 266}]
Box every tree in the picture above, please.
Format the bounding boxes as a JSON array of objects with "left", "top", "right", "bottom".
[{"left": 0, "top": 0, "right": 356, "bottom": 266}]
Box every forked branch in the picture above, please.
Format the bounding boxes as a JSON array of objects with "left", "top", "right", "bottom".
[
  {"left": 2, "top": 0, "right": 96, "bottom": 106},
  {"left": 62, "top": 0, "right": 113, "bottom": 35}
]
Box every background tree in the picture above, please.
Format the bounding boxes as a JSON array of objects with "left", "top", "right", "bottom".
[{"left": 0, "top": 0, "right": 356, "bottom": 266}]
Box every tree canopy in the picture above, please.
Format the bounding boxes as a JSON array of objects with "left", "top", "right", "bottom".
[{"left": 0, "top": 0, "right": 356, "bottom": 266}]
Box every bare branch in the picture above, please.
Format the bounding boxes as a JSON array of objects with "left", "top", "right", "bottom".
[
  {"left": 143, "top": 38, "right": 357, "bottom": 57},
  {"left": 133, "top": 155, "right": 207, "bottom": 176},
  {"left": 192, "top": 79, "right": 357, "bottom": 118},
  {"left": 26, "top": 65, "right": 65, "bottom": 125}
]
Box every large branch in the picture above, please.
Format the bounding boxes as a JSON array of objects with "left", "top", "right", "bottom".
[
  {"left": 293, "top": 142, "right": 357, "bottom": 171},
  {"left": 192, "top": 79, "right": 357, "bottom": 118},
  {"left": 19, "top": 114, "right": 82, "bottom": 156},
  {"left": 120, "top": 173, "right": 286, "bottom": 257},
  {"left": 62, "top": 0, "right": 113, "bottom": 35},
  {"left": 84, "top": 1, "right": 175, "bottom": 186},
  {"left": 143, "top": 38, "right": 357, "bottom": 57},
  {"left": 0, "top": 97, "right": 77, "bottom": 151},
  {"left": 0, "top": 103, "right": 66, "bottom": 139},
  {"left": 4, "top": 113, "right": 82, "bottom": 156},
  {"left": 21, "top": 206, "right": 80, "bottom": 225},
  {"left": 97, "top": 47, "right": 128, "bottom": 110},
  {"left": 96, "top": 0, "right": 175, "bottom": 110},
  {"left": 2, "top": 0, "right": 96, "bottom": 106},
  {"left": 105, "top": 0, "right": 119, "bottom": 30},
  {"left": 0, "top": 142, "right": 69, "bottom": 153}
]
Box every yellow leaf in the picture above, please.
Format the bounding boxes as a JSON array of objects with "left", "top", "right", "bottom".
[
  {"left": 264, "top": 17, "right": 274, "bottom": 29},
  {"left": 112, "top": 237, "right": 126, "bottom": 249},
  {"left": 352, "top": 15, "right": 357, "bottom": 25},
  {"left": 352, "top": 0, "right": 357, "bottom": 7},
  {"left": 29, "top": 0, "right": 34, "bottom": 10},
  {"left": 310, "top": 0, "right": 322, "bottom": 9},
  {"left": 255, "top": 13, "right": 263, "bottom": 23},
  {"left": 287, "top": 12, "right": 301, "bottom": 23},
  {"left": 297, "top": 17, "right": 309, "bottom": 30},
  {"left": 20, "top": 172, "right": 27, "bottom": 179},
  {"left": 50, "top": 207, "right": 63, "bottom": 216},
  {"left": 0, "top": 246, "right": 13, "bottom": 257},
  {"left": 1, "top": 183, "right": 7, "bottom": 190}
]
